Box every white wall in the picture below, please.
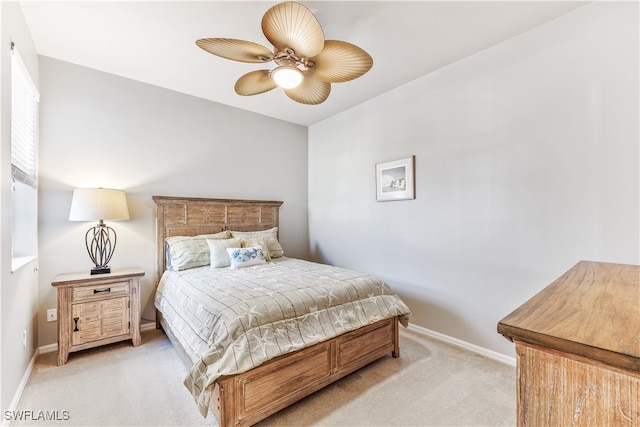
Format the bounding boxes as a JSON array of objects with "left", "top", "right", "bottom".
[
  {"left": 37, "top": 57, "right": 309, "bottom": 347},
  {"left": 308, "top": 2, "right": 639, "bottom": 357},
  {"left": 1, "top": 2, "right": 40, "bottom": 413}
]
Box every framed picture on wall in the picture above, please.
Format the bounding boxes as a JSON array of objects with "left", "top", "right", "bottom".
[{"left": 376, "top": 156, "right": 415, "bottom": 201}]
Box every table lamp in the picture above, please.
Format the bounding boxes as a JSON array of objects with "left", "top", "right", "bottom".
[{"left": 69, "top": 188, "right": 130, "bottom": 275}]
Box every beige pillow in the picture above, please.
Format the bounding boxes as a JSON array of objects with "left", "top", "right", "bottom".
[
  {"left": 230, "top": 227, "right": 283, "bottom": 258},
  {"left": 165, "top": 231, "right": 231, "bottom": 270},
  {"left": 241, "top": 237, "right": 271, "bottom": 261}
]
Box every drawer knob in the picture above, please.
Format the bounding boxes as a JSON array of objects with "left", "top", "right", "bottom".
[
  {"left": 93, "top": 287, "right": 111, "bottom": 294},
  {"left": 73, "top": 317, "right": 80, "bottom": 332}
]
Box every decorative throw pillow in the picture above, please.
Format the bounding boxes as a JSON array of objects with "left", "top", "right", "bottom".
[
  {"left": 241, "top": 237, "right": 271, "bottom": 261},
  {"left": 226, "top": 247, "right": 267, "bottom": 269},
  {"left": 165, "top": 231, "right": 231, "bottom": 270},
  {"left": 206, "top": 237, "right": 242, "bottom": 268},
  {"left": 230, "top": 227, "right": 284, "bottom": 258}
]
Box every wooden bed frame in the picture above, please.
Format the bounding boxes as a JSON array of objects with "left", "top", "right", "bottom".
[{"left": 153, "top": 196, "right": 401, "bottom": 426}]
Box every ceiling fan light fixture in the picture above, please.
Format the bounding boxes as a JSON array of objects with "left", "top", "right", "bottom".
[{"left": 271, "top": 65, "right": 303, "bottom": 89}]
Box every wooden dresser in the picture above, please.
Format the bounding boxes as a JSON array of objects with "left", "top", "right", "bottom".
[
  {"left": 52, "top": 267, "right": 145, "bottom": 365},
  {"left": 498, "top": 261, "right": 639, "bottom": 426}
]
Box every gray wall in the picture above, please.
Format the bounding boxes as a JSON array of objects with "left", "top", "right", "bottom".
[
  {"left": 37, "top": 57, "right": 309, "bottom": 347},
  {"left": 308, "top": 2, "right": 639, "bottom": 357}
]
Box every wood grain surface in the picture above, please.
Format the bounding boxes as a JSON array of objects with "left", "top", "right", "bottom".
[
  {"left": 499, "top": 261, "right": 639, "bottom": 426},
  {"left": 52, "top": 267, "right": 144, "bottom": 365},
  {"left": 498, "top": 261, "right": 640, "bottom": 372},
  {"left": 516, "top": 341, "right": 639, "bottom": 426}
]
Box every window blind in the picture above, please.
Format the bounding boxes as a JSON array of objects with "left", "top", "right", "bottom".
[{"left": 11, "top": 43, "right": 39, "bottom": 188}]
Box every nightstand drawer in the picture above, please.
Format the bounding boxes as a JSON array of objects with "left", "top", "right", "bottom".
[{"left": 72, "top": 281, "right": 130, "bottom": 302}]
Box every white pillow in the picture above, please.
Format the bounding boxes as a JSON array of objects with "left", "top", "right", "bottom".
[
  {"left": 165, "top": 231, "right": 231, "bottom": 271},
  {"left": 226, "top": 247, "right": 267, "bottom": 269},
  {"left": 206, "top": 237, "right": 242, "bottom": 268},
  {"left": 230, "top": 227, "right": 284, "bottom": 258}
]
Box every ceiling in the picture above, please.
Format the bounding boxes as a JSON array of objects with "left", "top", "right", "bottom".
[{"left": 20, "top": 1, "right": 586, "bottom": 126}]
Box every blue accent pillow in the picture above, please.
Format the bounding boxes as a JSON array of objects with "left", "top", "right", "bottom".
[{"left": 226, "top": 247, "right": 267, "bottom": 269}]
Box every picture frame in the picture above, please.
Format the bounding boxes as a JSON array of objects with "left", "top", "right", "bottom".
[{"left": 376, "top": 156, "right": 415, "bottom": 201}]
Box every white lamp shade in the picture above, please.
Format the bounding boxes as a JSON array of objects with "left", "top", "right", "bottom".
[{"left": 69, "top": 188, "right": 130, "bottom": 222}]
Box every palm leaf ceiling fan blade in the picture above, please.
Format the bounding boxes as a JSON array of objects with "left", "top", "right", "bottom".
[
  {"left": 261, "top": 1, "right": 325, "bottom": 59},
  {"left": 310, "top": 40, "right": 373, "bottom": 83},
  {"left": 235, "top": 70, "right": 278, "bottom": 96},
  {"left": 285, "top": 74, "right": 331, "bottom": 105},
  {"left": 196, "top": 38, "right": 274, "bottom": 63},
  {"left": 197, "top": 2, "right": 373, "bottom": 104}
]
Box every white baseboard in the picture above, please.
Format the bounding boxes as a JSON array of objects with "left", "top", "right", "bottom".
[
  {"left": 141, "top": 321, "right": 156, "bottom": 332},
  {"left": 2, "top": 348, "right": 40, "bottom": 427},
  {"left": 38, "top": 342, "right": 57, "bottom": 354},
  {"left": 407, "top": 323, "right": 516, "bottom": 366}
]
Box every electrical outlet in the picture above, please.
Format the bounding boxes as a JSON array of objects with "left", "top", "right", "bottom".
[{"left": 47, "top": 308, "right": 57, "bottom": 322}]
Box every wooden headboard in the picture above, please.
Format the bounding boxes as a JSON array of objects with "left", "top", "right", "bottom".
[{"left": 153, "top": 196, "right": 283, "bottom": 283}]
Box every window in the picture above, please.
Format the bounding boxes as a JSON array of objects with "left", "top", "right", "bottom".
[{"left": 11, "top": 43, "right": 39, "bottom": 271}]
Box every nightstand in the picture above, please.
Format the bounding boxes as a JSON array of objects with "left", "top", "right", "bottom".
[{"left": 51, "top": 267, "right": 145, "bottom": 365}]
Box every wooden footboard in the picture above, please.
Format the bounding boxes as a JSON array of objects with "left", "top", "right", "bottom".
[
  {"left": 158, "top": 311, "right": 399, "bottom": 427},
  {"left": 213, "top": 316, "right": 399, "bottom": 427}
]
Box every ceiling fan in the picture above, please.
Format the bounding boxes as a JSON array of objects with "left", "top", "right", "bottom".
[{"left": 196, "top": 1, "right": 373, "bottom": 105}]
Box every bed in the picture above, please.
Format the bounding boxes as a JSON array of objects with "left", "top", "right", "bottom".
[{"left": 153, "top": 196, "right": 410, "bottom": 426}]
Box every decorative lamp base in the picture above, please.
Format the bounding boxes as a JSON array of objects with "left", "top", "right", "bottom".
[
  {"left": 90, "top": 266, "right": 111, "bottom": 275},
  {"left": 85, "top": 222, "right": 117, "bottom": 276}
]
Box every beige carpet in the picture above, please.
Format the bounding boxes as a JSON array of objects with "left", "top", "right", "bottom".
[{"left": 12, "top": 328, "right": 516, "bottom": 426}]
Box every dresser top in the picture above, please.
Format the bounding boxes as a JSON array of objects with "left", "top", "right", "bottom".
[
  {"left": 52, "top": 267, "right": 145, "bottom": 286},
  {"left": 498, "top": 260, "right": 640, "bottom": 372}
]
